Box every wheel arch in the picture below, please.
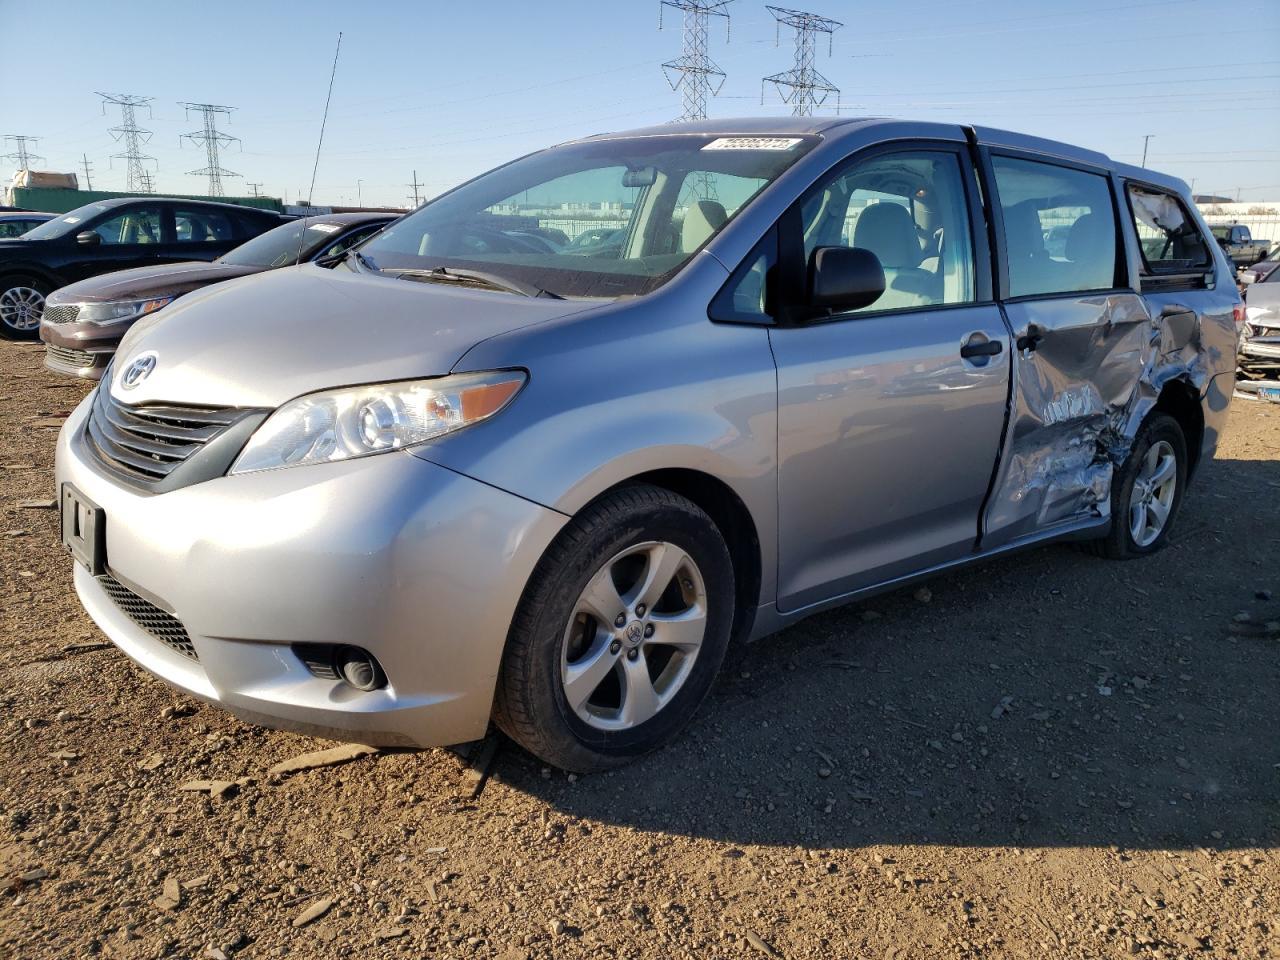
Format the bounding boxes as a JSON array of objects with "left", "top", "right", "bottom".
[
  {"left": 0, "top": 263, "right": 63, "bottom": 290},
  {"left": 1153, "top": 377, "right": 1204, "bottom": 478},
  {"left": 583, "top": 468, "right": 763, "bottom": 648}
]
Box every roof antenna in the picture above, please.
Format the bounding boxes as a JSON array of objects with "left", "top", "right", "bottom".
[{"left": 300, "top": 30, "right": 342, "bottom": 264}]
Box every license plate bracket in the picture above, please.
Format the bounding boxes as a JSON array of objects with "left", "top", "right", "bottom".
[{"left": 60, "top": 483, "right": 105, "bottom": 576}]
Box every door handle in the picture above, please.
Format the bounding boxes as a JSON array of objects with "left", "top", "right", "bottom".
[
  {"left": 960, "top": 337, "right": 1004, "bottom": 359},
  {"left": 1016, "top": 323, "right": 1045, "bottom": 352}
]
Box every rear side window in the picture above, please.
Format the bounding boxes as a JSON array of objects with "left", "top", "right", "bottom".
[
  {"left": 1126, "top": 185, "right": 1210, "bottom": 274},
  {"left": 175, "top": 208, "right": 234, "bottom": 243},
  {"left": 992, "top": 156, "right": 1118, "bottom": 298}
]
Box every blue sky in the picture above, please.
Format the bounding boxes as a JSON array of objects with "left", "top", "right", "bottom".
[{"left": 2, "top": 0, "right": 1277, "bottom": 208}]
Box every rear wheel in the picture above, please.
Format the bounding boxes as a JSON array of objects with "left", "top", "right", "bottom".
[
  {"left": 494, "top": 485, "right": 735, "bottom": 772},
  {"left": 1088, "top": 413, "right": 1187, "bottom": 559},
  {"left": 0, "top": 274, "right": 49, "bottom": 341}
]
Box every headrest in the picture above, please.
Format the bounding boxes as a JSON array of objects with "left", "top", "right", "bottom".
[
  {"left": 852, "top": 202, "right": 920, "bottom": 269},
  {"left": 681, "top": 199, "right": 728, "bottom": 253}
]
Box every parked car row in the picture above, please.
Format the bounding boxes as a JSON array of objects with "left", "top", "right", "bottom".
[
  {"left": 0, "top": 196, "right": 291, "bottom": 340},
  {"left": 41, "top": 118, "right": 1240, "bottom": 772},
  {"left": 40, "top": 211, "right": 394, "bottom": 377}
]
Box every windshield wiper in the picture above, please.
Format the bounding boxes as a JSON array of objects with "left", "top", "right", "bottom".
[{"left": 393, "top": 266, "right": 562, "bottom": 299}]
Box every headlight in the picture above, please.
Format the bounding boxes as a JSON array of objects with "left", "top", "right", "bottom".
[
  {"left": 76, "top": 297, "right": 174, "bottom": 324},
  {"left": 229, "top": 371, "right": 526, "bottom": 475}
]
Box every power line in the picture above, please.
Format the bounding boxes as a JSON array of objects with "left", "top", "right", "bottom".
[
  {"left": 763, "top": 6, "right": 842, "bottom": 116},
  {"left": 179, "top": 102, "right": 242, "bottom": 197},
  {"left": 659, "top": 1, "right": 734, "bottom": 122},
  {"left": 1, "top": 135, "right": 44, "bottom": 173},
  {"left": 97, "top": 93, "right": 157, "bottom": 193}
]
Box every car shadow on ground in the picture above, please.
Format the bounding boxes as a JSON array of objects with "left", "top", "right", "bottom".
[{"left": 489, "top": 455, "right": 1280, "bottom": 852}]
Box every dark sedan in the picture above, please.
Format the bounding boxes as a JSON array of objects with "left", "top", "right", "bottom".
[
  {"left": 1240, "top": 245, "right": 1280, "bottom": 286},
  {"left": 40, "top": 212, "right": 395, "bottom": 378},
  {"left": 0, "top": 212, "right": 56, "bottom": 238},
  {"left": 0, "top": 197, "right": 288, "bottom": 340}
]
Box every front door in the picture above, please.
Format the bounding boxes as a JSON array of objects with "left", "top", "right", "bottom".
[
  {"left": 767, "top": 145, "right": 1011, "bottom": 612},
  {"left": 71, "top": 204, "right": 166, "bottom": 282}
]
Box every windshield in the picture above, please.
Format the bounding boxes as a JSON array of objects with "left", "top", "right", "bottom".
[
  {"left": 358, "top": 134, "right": 816, "bottom": 297},
  {"left": 21, "top": 202, "right": 117, "bottom": 240},
  {"left": 220, "top": 218, "right": 352, "bottom": 268}
]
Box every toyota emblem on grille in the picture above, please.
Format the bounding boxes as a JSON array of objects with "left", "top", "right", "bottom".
[{"left": 120, "top": 352, "right": 158, "bottom": 390}]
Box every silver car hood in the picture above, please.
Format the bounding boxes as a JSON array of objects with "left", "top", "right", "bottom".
[{"left": 110, "top": 264, "right": 593, "bottom": 408}]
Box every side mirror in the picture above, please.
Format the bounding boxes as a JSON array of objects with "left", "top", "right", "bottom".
[
  {"left": 808, "top": 246, "right": 885, "bottom": 311},
  {"left": 75, "top": 230, "right": 101, "bottom": 246}
]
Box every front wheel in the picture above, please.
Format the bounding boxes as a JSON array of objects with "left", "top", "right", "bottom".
[
  {"left": 0, "top": 274, "right": 50, "bottom": 341},
  {"left": 493, "top": 485, "right": 735, "bottom": 772},
  {"left": 1089, "top": 413, "right": 1187, "bottom": 559}
]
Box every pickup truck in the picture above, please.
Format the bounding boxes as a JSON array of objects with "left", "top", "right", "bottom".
[{"left": 1211, "top": 223, "right": 1271, "bottom": 268}]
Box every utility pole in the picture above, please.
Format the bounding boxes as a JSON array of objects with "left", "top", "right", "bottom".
[
  {"left": 407, "top": 170, "right": 423, "bottom": 207},
  {"left": 247, "top": 182, "right": 263, "bottom": 198},
  {"left": 2, "top": 135, "right": 45, "bottom": 173},
  {"left": 81, "top": 154, "right": 95, "bottom": 191},
  {"left": 1140, "top": 134, "right": 1154, "bottom": 169},
  {"left": 763, "top": 6, "right": 842, "bottom": 116},
  {"left": 97, "top": 93, "right": 157, "bottom": 193},
  {"left": 179, "top": 103, "right": 241, "bottom": 197},
  {"left": 659, "top": 1, "right": 733, "bottom": 122},
  {"left": 357, "top": 179, "right": 363, "bottom": 206}
]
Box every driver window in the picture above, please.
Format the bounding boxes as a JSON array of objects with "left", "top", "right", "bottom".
[
  {"left": 93, "top": 207, "right": 163, "bottom": 245},
  {"left": 799, "top": 151, "right": 976, "bottom": 313}
]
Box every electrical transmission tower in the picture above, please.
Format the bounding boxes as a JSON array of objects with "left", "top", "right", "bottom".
[
  {"left": 2, "top": 136, "right": 45, "bottom": 173},
  {"left": 179, "top": 103, "right": 241, "bottom": 197},
  {"left": 763, "top": 6, "right": 842, "bottom": 116},
  {"left": 659, "top": 1, "right": 733, "bottom": 122},
  {"left": 81, "top": 154, "right": 95, "bottom": 190},
  {"left": 98, "top": 93, "right": 158, "bottom": 193},
  {"left": 247, "top": 182, "right": 263, "bottom": 198},
  {"left": 407, "top": 170, "right": 424, "bottom": 208}
]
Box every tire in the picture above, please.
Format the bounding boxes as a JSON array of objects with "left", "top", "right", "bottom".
[
  {"left": 1087, "top": 413, "right": 1187, "bottom": 560},
  {"left": 0, "top": 274, "right": 50, "bottom": 341},
  {"left": 493, "top": 484, "right": 735, "bottom": 772}
]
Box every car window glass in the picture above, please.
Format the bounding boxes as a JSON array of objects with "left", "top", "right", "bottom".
[
  {"left": 1126, "top": 185, "right": 1210, "bottom": 274},
  {"left": 359, "top": 134, "right": 815, "bottom": 298},
  {"left": 92, "top": 207, "right": 163, "bottom": 245},
  {"left": 175, "top": 208, "right": 233, "bottom": 243},
  {"left": 796, "top": 150, "right": 976, "bottom": 314},
  {"left": 317, "top": 224, "right": 383, "bottom": 259},
  {"left": 992, "top": 156, "right": 1117, "bottom": 297}
]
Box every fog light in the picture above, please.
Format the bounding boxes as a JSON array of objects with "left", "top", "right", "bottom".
[{"left": 334, "top": 645, "right": 387, "bottom": 691}]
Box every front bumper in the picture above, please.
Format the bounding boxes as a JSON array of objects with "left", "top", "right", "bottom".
[
  {"left": 55, "top": 394, "right": 567, "bottom": 747},
  {"left": 39, "top": 314, "right": 127, "bottom": 380},
  {"left": 1239, "top": 335, "right": 1280, "bottom": 379}
]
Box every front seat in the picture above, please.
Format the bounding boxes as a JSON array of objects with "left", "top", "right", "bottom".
[
  {"left": 852, "top": 202, "right": 935, "bottom": 309},
  {"left": 681, "top": 199, "right": 727, "bottom": 253},
  {"left": 1064, "top": 212, "right": 1115, "bottom": 291}
]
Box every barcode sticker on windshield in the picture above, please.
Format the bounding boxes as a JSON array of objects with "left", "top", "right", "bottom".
[
  {"left": 308, "top": 223, "right": 341, "bottom": 233},
  {"left": 702, "top": 137, "right": 804, "bottom": 151}
]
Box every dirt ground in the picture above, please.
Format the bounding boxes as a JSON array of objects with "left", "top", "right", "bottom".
[{"left": 0, "top": 338, "right": 1275, "bottom": 960}]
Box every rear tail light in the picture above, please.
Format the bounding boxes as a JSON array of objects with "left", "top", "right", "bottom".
[{"left": 1233, "top": 303, "right": 1247, "bottom": 328}]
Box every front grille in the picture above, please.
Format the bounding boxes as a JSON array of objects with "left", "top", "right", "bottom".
[
  {"left": 85, "top": 388, "right": 242, "bottom": 484},
  {"left": 98, "top": 574, "right": 197, "bottom": 660},
  {"left": 46, "top": 343, "right": 96, "bottom": 369},
  {"left": 43, "top": 304, "right": 81, "bottom": 325}
]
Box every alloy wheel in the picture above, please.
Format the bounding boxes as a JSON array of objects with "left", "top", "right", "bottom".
[
  {"left": 1128, "top": 439, "right": 1177, "bottom": 548},
  {"left": 560, "top": 540, "right": 707, "bottom": 732},
  {"left": 0, "top": 285, "right": 45, "bottom": 331}
]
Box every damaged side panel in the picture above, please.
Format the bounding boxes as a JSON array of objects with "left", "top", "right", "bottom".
[{"left": 982, "top": 290, "right": 1215, "bottom": 547}]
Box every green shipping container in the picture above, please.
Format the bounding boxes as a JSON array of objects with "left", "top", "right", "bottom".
[{"left": 9, "top": 187, "right": 284, "bottom": 214}]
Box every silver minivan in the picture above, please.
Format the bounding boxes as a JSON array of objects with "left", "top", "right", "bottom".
[{"left": 56, "top": 118, "right": 1239, "bottom": 771}]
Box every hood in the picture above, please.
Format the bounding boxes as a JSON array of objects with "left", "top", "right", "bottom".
[
  {"left": 48, "top": 260, "right": 262, "bottom": 305},
  {"left": 110, "top": 263, "right": 597, "bottom": 408}
]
